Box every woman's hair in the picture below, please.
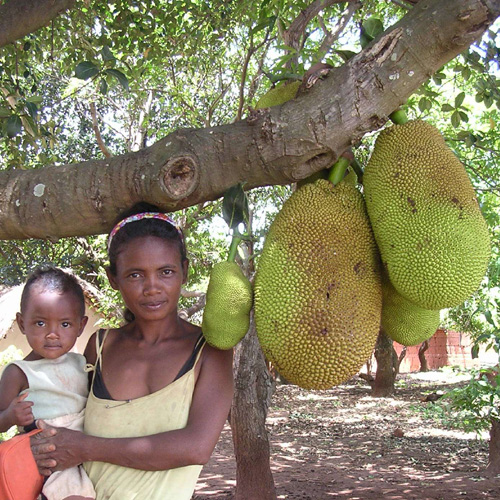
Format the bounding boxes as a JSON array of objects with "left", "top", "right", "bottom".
[
  {"left": 20, "top": 265, "right": 86, "bottom": 317},
  {"left": 107, "top": 202, "right": 187, "bottom": 277},
  {"left": 107, "top": 202, "right": 187, "bottom": 324}
]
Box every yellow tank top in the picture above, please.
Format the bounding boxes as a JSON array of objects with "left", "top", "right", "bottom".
[{"left": 83, "top": 331, "right": 205, "bottom": 500}]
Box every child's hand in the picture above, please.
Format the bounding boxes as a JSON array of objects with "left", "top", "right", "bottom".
[{"left": 8, "top": 392, "right": 34, "bottom": 427}]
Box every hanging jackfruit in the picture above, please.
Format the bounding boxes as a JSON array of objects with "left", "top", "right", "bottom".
[
  {"left": 381, "top": 275, "right": 440, "bottom": 346},
  {"left": 202, "top": 261, "right": 253, "bottom": 350},
  {"left": 255, "top": 80, "right": 301, "bottom": 109},
  {"left": 254, "top": 178, "right": 382, "bottom": 390},
  {"left": 363, "top": 120, "right": 490, "bottom": 310}
]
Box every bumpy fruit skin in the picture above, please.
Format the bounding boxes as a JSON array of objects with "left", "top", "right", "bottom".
[
  {"left": 381, "top": 276, "right": 440, "bottom": 347},
  {"left": 364, "top": 120, "right": 490, "bottom": 310},
  {"left": 202, "top": 261, "right": 253, "bottom": 350},
  {"left": 255, "top": 81, "right": 301, "bottom": 109},
  {"left": 254, "top": 179, "right": 382, "bottom": 390}
]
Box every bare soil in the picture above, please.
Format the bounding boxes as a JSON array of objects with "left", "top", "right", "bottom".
[{"left": 194, "top": 370, "right": 500, "bottom": 500}]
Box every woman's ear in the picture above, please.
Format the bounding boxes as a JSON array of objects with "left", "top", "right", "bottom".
[{"left": 106, "top": 267, "right": 119, "bottom": 290}]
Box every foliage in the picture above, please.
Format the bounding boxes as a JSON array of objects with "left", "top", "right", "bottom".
[{"left": 443, "top": 368, "right": 500, "bottom": 434}]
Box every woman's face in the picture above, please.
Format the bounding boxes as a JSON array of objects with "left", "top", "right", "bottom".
[{"left": 108, "top": 236, "right": 188, "bottom": 323}]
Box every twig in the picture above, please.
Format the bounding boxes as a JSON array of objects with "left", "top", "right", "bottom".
[{"left": 90, "top": 102, "right": 112, "bottom": 157}]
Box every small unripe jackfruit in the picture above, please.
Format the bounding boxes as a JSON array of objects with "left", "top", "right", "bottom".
[
  {"left": 254, "top": 179, "right": 382, "bottom": 390},
  {"left": 364, "top": 120, "right": 490, "bottom": 310},
  {"left": 255, "top": 81, "right": 301, "bottom": 109},
  {"left": 202, "top": 261, "right": 253, "bottom": 350},
  {"left": 381, "top": 276, "right": 440, "bottom": 346}
]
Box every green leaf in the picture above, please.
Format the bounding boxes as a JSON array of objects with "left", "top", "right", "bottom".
[
  {"left": 251, "top": 16, "right": 276, "bottom": 36},
  {"left": 0, "top": 107, "right": 11, "bottom": 118},
  {"left": 101, "top": 45, "right": 116, "bottom": 62},
  {"left": 362, "top": 17, "right": 384, "bottom": 39},
  {"left": 441, "top": 103, "right": 454, "bottom": 112},
  {"left": 26, "top": 96, "right": 43, "bottom": 105},
  {"left": 334, "top": 50, "right": 357, "bottom": 62},
  {"left": 451, "top": 110, "right": 461, "bottom": 128},
  {"left": 222, "top": 183, "right": 249, "bottom": 230},
  {"left": 459, "top": 111, "right": 469, "bottom": 123},
  {"left": 455, "top": 92, "right": 465, "bottom": 107},
  {"left": 6, "top": 115, "right": 22, "bottom": 138},
  {"left": 25, "top": 101, "right": 38, "bottom": 119},
  {"left": 105, "top": 69, "right": 129, "bottom": 91},
  {"left": 75, "top": 61, "right": 99, "bottom": 80},
  {"left": 100, "top": 78, "right": 109, "bottom": 95},
  {"left": 418, "top": 97, "right": 431, "bottom": 112}
]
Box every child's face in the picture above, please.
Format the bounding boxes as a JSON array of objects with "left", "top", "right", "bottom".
[{"left": 16, "top": 288, "right": 88, "bottom": 360}]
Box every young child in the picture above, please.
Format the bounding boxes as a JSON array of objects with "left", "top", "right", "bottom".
[{"left": 0, "top": 266, "right": 95, "bottom": 500}]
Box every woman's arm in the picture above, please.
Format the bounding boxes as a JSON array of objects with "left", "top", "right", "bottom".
[{"left": 32, "top": 345, "right": 233, "bottom": 472}]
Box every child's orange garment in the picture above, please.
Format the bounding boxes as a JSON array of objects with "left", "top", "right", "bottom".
[{"left": 83, "top": 331, "right": 206, "bottom": 500}]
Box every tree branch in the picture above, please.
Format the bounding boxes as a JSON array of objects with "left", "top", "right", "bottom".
[
  {"left": 0, "top": 0, "right": 499, "bottom": 239},
  {"left": 0, "top": 0, "right": 76, "bottom": 48},
  {"left": 90, "top": 102, "right": 112, "bottom": 158},
  {"left": 316, "top": 1, "right": 361, "bottom": 60}
]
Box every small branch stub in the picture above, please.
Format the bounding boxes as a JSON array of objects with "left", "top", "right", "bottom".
[{"left": 161, "top": 155, "right": 199, "bottom": 199}]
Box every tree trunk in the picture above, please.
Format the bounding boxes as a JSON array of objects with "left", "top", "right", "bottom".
[
  {"left": 419, "top": 340, "right": 430, "bottom": 372},
  {"left": 372, "top": 330, "right": 398, "bottom": 397},
  {"left": 487, "top": 419, "right": 500, "bottom": 475},
  {"left": 1, "top": 0, "right": 499, "bottom": 239},
  {"left": 230, "top": 317, "right": 276, "bottom": 500}
]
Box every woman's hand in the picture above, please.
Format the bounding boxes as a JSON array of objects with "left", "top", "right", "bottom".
[{"left": 31, "top": 420, "right": 85, "bottom": 474}]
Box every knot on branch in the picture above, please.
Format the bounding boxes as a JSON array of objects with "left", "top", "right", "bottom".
[{"left": 161, "top": 155, "right": 199, "bottom": 200}]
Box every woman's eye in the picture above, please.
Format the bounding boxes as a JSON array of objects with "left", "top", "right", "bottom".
[
  {"left": 162, "top": 269, "right": 173, "bottom": 276},
  {"left": 128, "top": 272, "right": 140, "bottom": 279}
]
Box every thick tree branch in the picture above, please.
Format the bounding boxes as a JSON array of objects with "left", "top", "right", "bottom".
[
  {"left": 0, "top": 0, "right": 76, "bottom": 48},
  {"left": 0, "top": 0, "right": 499, "bottom": 240}
]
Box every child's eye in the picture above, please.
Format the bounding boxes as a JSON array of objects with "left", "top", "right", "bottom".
[
  {"left": 36, "top": 321, "right": 45, "bottom": 327},
  {"left": 61, "top": 322, "right": 71, "bottom": 328}
]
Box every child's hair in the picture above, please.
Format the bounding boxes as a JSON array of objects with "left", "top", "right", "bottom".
[
  {"left": 20, "top": 265, "right": 86, "bottom": 317},
  {"left": 107, "top": 202, "right": 187, "bottom": 276},
  {"left": 107, "top": 202, "right": 187, "bottom": 324}
]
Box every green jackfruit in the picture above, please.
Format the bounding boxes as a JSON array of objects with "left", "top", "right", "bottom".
[
  {"left": 202, "top": 261, "right": 253, "bottom": 350},
  {"left": 381, "top": 275, "right": 440, "bottom": 346},
  {"left": 255, "top": 80, "right": 301, "bottom": 109},
  {"left": 254, "top": 179, "right": 382, "bottom": 390},
  {"left": 363, "top": 120, "right": 490, "bottom": 310}
]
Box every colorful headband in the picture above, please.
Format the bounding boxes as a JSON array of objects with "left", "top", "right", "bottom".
[{"left": 107, "top": 212, "right": 184, "bottom": 251}]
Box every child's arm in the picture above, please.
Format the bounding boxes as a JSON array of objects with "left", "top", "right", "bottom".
[{"left": 0, "top": 364, "right": 34, "bottom": 432}]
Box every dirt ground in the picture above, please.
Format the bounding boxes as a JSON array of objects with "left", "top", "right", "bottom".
[{"left": 193, "top": 370, "right": 500, "bottom": 500}]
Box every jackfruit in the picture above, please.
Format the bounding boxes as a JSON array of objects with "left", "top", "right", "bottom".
[
  {"left": 363, "top": 120, "right": 490, "bottom": 310},
  {"left": 254, "top": 179, "right": 382, "bottom": 390},
  {"left": 381, "top": 275, "right": 440, "bottom": 346},
  {"left": 202, "top": 261, "right": 253, "bottom": 350},
  {"left": 255, "top": 80, "right": 301, "bottom": 109}
]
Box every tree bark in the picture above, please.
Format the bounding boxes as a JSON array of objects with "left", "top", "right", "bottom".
[
  {"left": 419, "top": 340, "right": 430, "bottom": 372},
  {"left": 373, "top": 330, "right": 398, "bottom": 397},
  {"left": 1, "top": 0, "right": 499, "bottom": 239},
  {"left": 0, "top": 0, "right": 76, "bottom": 48},
  {"left": 487, "top": 418, "right": 500, "bottom": 475},
  {"left": 230, "top": 317, "right": 276, "bottom": 500}
]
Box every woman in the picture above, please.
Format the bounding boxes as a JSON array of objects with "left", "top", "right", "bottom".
[{"left": 32, "top": 203, "right": 234, "bottom": 500}]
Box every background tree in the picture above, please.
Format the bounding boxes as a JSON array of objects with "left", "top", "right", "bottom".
[{"left": 1, "top": 0, "right": 500, "bottom": 494}]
